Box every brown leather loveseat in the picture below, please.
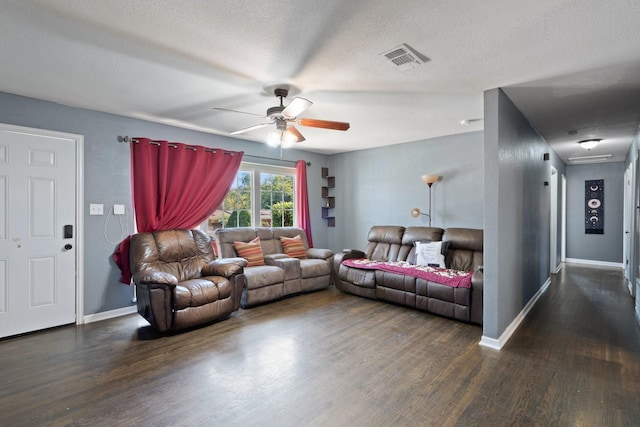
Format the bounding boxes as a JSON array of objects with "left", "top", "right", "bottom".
[
  {"left": 130, "top": 229, "right": 247, "bottom": 331},
  {"left": 333, "top": 226, "right": 483, "bottom": 324},
  {"left": 214, "top": 227, "right": 333, "bottom": 307}
]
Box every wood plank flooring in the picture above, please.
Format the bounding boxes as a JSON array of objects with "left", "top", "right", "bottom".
[{"left": 1, "top": 263, "right": 639, "bottom": 426}]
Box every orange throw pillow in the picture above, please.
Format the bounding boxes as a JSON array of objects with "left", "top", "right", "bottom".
[
  {"left": 233, "top": 237, "right": 265, "bottom": 267},
  {"left": 280, "top": 235, "right": 308, "bottom": 259}
]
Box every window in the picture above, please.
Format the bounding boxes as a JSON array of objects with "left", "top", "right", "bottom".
[{"left": 203, "top": 163, "right": 295, "bottom": 236}]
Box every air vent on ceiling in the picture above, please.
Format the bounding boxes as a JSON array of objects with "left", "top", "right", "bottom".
[{"left": 380, "top": 43, "right": 430, "bottom": 71}]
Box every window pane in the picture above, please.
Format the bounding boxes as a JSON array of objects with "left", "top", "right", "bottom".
[
  {"left": 201, "top": 166, "right": 296, "bottom": 236},
  {"left": 261, "top": 172, "right": 294, "bottom": 227},
  {"left": 203, "top": 170, "right": 252, "bottom": 236}
]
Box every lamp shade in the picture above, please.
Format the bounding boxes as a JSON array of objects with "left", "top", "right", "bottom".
[
  {"left": 410, "top": 208, "right": 422, "bottom": 218},
  {"left": 421, "top": 174, "right": 440, "bottom": 185}
]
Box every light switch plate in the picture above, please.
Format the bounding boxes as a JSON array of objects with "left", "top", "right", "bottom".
[
  {"left": 89, "top": 204, "right": 103, "bottom": 215},
  {"left": 113, "top": 204, "right": 125, "bottom": 215}
]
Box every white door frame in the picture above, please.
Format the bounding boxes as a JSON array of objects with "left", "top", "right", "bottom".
[
  {"left": 561, "top": 174, "right": 567, "bottom": 263},
  {"left": 0, "top": 123, "right": 84, "bottom": 324},
  {"left": 623, "top": 161, "right": 634, "bottom": 295},
  {"left": 550, "top": 166, "right": 558, "bottom": 274}
]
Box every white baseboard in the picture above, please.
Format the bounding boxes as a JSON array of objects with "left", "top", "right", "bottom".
[
  {"left": 479, "top": 277, "right": 551, "bottom": 351},
  {"left": 565, "top": 258, "right": 624, "bottom": 269},
  {"left": 83, "top": 305, "right": 137, "bottom": 324}
]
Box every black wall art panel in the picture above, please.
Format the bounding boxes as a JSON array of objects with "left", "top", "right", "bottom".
[{"left": 585, "top": 179, "right": 604, "bottom": 234}]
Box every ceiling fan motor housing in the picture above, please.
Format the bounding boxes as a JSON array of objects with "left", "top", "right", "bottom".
[{"left": 267, "top": 105, "right": 286, "bottom": 118}]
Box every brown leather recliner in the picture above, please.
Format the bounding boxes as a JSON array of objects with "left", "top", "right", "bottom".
[{"left": 130, "top": 229, "right": 247, "bottom": 332}]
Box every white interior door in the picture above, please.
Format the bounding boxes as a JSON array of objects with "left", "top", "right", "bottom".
[{"left": 0, "top": 126, "right": 78, "bottom": 338}]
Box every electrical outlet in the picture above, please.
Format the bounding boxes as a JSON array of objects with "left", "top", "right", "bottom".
[
  {"left": 113, "top": 204, "right": 125, "bottom": 215},
  {"left": 89, "top": 203, "right": 103, "bottom": 215}
]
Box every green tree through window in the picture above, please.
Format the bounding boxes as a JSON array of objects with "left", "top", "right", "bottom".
[
  {"left": 203, "top": 165, "right": 295, "bottom": 236},
  {"left": 260, "top": 173, "right": 294, "bottom": 227}
]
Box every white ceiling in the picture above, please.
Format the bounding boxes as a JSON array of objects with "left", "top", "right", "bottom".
[{"left": 2, "top": 0, "right": 640, "bottom": 162}]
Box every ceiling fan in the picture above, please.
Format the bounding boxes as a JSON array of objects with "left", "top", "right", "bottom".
[{"left": 213, "top": 88, "right": 350, "bottom": 147}]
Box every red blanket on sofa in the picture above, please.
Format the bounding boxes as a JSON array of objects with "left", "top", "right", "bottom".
[{"left": 342, "top": 259, "right": 473, "bottom": 288}]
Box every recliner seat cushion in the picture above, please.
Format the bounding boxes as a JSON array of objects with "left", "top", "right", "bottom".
[
  {"left": 243, "top": 265, "right": 285, "bottom": 289},
  {"left": 173, "top": 276, "right": 231, "bottom": 310},
  {"left": 300, "top": 258, "right": 331, "bottom": 278}
]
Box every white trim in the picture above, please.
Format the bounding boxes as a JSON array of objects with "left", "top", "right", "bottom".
[
  {"left": 75, "top": 134, "right": 85, "bottom": 324},
  {"left": 0, "top": 123, "right": 85, "bottom": 326},
  {"left": 479, "top": 277, "right": 551, "bottom": 350},
  {"left": 565, "top": 258, "right": 624, "bottom": 269},
  {"left": 83, "top": 305, "right": 137, "bottom": 324},
  {"left": 478, "top": 336, "right": 501, "bottom": 350}
]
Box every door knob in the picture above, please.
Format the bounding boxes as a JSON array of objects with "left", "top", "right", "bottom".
[{"left": 64, "top": 244, "right": 73, "bottom": 250}]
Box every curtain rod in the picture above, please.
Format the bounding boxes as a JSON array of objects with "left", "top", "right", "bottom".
[
  {"left": 243, "top": 154, "right": 311, "bottom": 166},
  {"left": 118, "top": 136, "right": 310, "bottom": 166}
]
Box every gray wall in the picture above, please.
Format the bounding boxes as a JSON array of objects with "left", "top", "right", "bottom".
[
  {"left": 566, "top": 162, "right": 625, "bottom": 263},
  {"left": 483, "top": 88, "right": 562, "bottom": 340},
  {"left": 327, "top": 131, "right": 484, "bottom": 254},
  {"left": 0, "top": 91, "right": 330, "bottom": 315}
]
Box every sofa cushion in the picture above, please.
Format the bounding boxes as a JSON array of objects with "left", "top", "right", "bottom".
[
  {"left": 243, "top": 265, "right": 285, "bottom": 290},
  {"left": 300, "top": 258, "right": 331, "bottom": 278},
  {"left": 233, "top": 237, "right": 265, "bottom": 267},
  {"left": 173, "top": 277, "right": 231, "bottom": 310},
  {"left": 280, "top": 235, "right": 308, "bottom": 259}
]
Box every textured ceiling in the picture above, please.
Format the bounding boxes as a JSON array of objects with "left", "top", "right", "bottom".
[{"left": 1, "top": 0, "right": 640, "bottom": 162}]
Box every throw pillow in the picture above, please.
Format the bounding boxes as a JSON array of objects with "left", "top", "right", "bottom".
[
  {"left": 415, "top": 241, "right": 446, "bottom": 268},
  {"left": 280, "top": 235, "right": 308, "bottom": 259},
  {"left": 233, "top": 237, "right": 265, "bottom": 267}
]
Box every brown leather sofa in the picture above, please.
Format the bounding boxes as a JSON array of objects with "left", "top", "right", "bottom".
[
  {"left": 214, "top": 227, "right": 333, "bottom": 307},
  {"left": 130, "top": 229, "right": 247, "bottom": 332},
  {"left": 333, "top": 226, "right": 483, "bottom": 324}
]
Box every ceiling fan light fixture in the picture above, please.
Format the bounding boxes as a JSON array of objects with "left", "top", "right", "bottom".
[
  {"left": 281, "top": 130, "right": 298, "bottom": 148},
  {"left": 266, "top": 130, "right": 282, "bottom": 147},
  {"left": 578, "top": 138, "right": 601, "bottom": 150}
]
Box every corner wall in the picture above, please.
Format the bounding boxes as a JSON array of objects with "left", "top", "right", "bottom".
[
  {"left": 483, "top": 88, "right": 562, "bottom": 343},
  {"left": 327, "top": 131, "right": 484, "bottom": 255}
]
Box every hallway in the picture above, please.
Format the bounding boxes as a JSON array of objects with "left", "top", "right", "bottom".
[{"left": 481, "top": 263, "right": 640, "bottom": 425}]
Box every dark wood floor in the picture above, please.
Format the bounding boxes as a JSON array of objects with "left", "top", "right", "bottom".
[{"left": 1, "top": 264, "right": 639, "bottom": 426}]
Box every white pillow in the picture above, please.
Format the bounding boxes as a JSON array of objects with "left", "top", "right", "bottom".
[{"left": 415, "top": 241, "right": 445, "bottom": 268}]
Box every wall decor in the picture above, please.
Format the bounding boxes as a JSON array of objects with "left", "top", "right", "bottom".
[{"left": 585, "top": 179, "right": 604, "bottom": 234}]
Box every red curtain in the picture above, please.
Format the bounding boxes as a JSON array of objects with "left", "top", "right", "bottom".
[
  {"left": 295, "top": 160, "right": 313, "bottom": 247},
  {"left": 113, "top": 138, "right": 244, "bottom": 284}
]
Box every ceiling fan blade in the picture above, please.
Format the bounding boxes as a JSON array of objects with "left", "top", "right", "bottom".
[
  {"left": 285, "top": 125, "right": 306, "bottom": 142},
  {"left": 213, "top": 107, "right": 266, "bottom": 118},
  {"left": 282, "top": 97, "right": 313, "bottom": 118},
  {"left": 297, "top": 118, "right": 350, "bottom": 131},
  {"left": 230, "top": 122, "right": 273, "bottom": 135}
]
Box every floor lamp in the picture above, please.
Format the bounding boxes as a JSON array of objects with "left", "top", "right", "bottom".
[{"left": 410, "top": 174, "right": 441, "bottom": 227}]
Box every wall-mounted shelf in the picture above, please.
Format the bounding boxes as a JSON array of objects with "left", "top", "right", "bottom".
[{"left": 321, "top": 167, "right": 335, "bottom": 227}]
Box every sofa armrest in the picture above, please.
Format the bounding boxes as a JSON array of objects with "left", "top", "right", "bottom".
[
  {"left": 133, "top": 271, "right": 178, "bottom": 287},
  {"left": 202, "top": 258, "right": 247, "bottom": 277},
  {"left": 307, "top": 248, "right": 333, "bottom": 260},
  {"left": 264, "top": 253, "right": 289, "bottom": 261},
  {"left": 342, "top": 249, "right": 366, "bottom": 258},
  {"left": 333, "top": 249, "right": 366, "bottom": 284},
  {"left": 265, "top": 256, "right": 301, "bottom": 280},
  {"left": 470, "top": 270, "right": 483, "bottom": 325}
]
